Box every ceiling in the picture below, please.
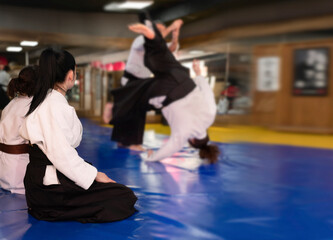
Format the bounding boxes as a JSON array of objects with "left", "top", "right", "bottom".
[
  {"left": 1, "top": 0, "right": 333, "bottom": 65},
  {"left": 0, "top": 0, "right": 227, "bottom": 64},
  {"left": 0, "top": 0, "right": 243, "bottom": 64},
  {"left": 0, "top": 0, "right": 184, "bottom": 13},
  {"left": 0, "top": 0, "right": 290, "bottom": 23}
]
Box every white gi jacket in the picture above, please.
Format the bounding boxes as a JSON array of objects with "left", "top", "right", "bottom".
[
  {"left": 143, "top": 76, "right": 217, "bottom": 161},
  {"left": 20, "top": 90, "right": 97, "bottom": 190},
  {"left": 0, "top": 96, "right": 31, "bottom": 194}
]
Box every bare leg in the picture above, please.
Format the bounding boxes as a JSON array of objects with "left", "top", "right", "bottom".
[
  {"left": 167, "top": 19, "right": 183, "bottom": 52},
  {"left": 128, "top": 23, "right": 155, "bottom": 39},
  {"left": 155, "top": 23, "right": 168, "bottom": 38}
]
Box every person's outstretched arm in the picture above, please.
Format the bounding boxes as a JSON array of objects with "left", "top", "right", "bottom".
[{"left": 141, "top": 132, "right": 187, "bottom": 162}]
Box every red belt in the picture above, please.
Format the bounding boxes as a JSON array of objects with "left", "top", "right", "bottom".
[{"left": 0, "top": 143, "right": 30, "bottom": 154}]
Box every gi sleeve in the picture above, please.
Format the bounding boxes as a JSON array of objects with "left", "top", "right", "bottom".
[{"left": 143, "top": 131, "right": 188, "bottom": 162}]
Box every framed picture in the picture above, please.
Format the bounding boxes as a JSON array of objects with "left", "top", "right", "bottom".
[
  {"left": 257, "top": 57, "right": 280, "bottom": 91},
  {"left": 293, "top": 47, "right": 329, "bottom": 96}
]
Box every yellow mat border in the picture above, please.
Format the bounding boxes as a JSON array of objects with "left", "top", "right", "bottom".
[{"left": 102, "top": 124, "right": 333, "bottom": 150}]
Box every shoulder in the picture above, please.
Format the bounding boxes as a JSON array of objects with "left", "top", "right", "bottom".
[
  {"left": 37, "top": 90, "right": 74, "bottom": 117},
  {"left": 45, "top": 90, "right": 69, "bottom": 107},
  {"left": 27, "top": 90, "right": 78, "bottom": 127},
  {"left": 4, "top": 96, "right": 31, "bottom": 111}
]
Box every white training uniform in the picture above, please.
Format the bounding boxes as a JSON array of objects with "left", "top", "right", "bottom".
[
  {"left": 143, "top": 76, "right": 217, "bottom": 161},
  {"left": 20, "top": 90, "right": 97, "bottom": 190},
  {"left": 0, "top": 96, "right": 31, "bottom": 194}
]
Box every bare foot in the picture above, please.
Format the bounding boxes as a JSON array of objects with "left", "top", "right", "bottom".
[
  {"left": 128, "top": 145, "right": 145, "bottom": 151},
  {"left": 163, "top": 19, "right": 183, "bottom": 38},
  {"left": 172, "top": 19, "right": 183, "bottom": 31},
  {"left": 128, "top": 23, "right": 155, "bottom": 39}
]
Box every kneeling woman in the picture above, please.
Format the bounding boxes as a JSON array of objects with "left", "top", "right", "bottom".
[
  {"left": 0, "top": 65, "right": 38, "bottom": 194},
  {"left": 20, "top": 49, "right": 137, "bottom": 223}
]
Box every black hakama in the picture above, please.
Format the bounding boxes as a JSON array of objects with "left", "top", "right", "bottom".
[
  {"left": 0, "top": 86, "right": 9, "bottom": 110},
  {"left": 24, "top": 145, "right": 137, "bottom": 223}
]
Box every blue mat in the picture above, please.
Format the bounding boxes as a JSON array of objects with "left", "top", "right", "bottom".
[{"left": 1, "top": 118, "right": 333, "bottom": 240}]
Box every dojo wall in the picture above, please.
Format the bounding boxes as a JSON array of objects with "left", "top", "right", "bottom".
[{"left": 252, "top": 39, "right": 333, "bottom": 133}]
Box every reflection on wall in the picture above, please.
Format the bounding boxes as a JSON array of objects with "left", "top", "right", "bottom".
[
  {"left": 93, "top": 68, "right": 102, "bottom": 116},
  {"left": 84, "top": 66, "right": 91, "bottom": 110}
]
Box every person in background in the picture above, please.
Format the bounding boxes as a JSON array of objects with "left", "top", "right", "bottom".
[
  {"left": 221, "top": 77, "right": 239, "bottom": 110},
  {"left": 20, "top": 48, "right": 137, "bottom": 223},
  {"left": 0, "top": 65, "right": 38, "bottom": 194},
  {"left": 0, "top": 60, "right": 11, "bottom": 115},
  {"left": 111, "top": 19, "right": 220, "bottom": 164}
]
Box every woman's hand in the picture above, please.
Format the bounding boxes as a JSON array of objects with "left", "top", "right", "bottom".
[
  {"left": 95, "top": 172, "right": 116, "bottom": 183},
  {"left": 147, "top": 149, "right": 154, "bottom": 157}
]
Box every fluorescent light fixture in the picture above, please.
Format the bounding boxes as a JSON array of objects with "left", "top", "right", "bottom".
[
  {"left": 104, "top": 1, "right": 153, "bottom": 11},
  {"left": 119, "top": 1, "right": 153, "bottom": 9},
  {"left": 6, "top": 46, "right": 22, "bottom": 52},
  {"left": 189, "top": 50, "right": 205, "bottom": 55},
  {"left": 20, "top": 40, "right": 38, "bottom": 47}
]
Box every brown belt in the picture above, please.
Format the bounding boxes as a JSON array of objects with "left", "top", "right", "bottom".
[{"left": 0, "top": 143, "right": 30, "bottom": 154}]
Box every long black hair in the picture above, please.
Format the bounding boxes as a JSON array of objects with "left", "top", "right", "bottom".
[{"left": 26, "top": 48, "right": 76, "bottom": 116}]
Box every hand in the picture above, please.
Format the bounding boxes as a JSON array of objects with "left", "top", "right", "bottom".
[
  {"left": 147, "top": 149, "right": 154, "bottom": 157},
  {"left": 95, "top": 172, "right": 116, "bottom": 183},
  {"left": 192, "top": 59, "right": 201, "bottom": 76},
  {"left": 140, "top": 149, "right": 159, "bottom": 162}
]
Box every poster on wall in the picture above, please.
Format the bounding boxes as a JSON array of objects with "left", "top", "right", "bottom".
[
  {"left": 293, "top": 48, "right": 329, "bottom": 96},
  {"left": 257, "top": 57, "right": 280, "bottom": 91}
]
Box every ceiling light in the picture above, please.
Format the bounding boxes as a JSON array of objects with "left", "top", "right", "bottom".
[
  {"left": 20, "top": 40, "right": 38, "bottom": 47},
  {"left": 104, "top": 1, "right": 153, "bottom": 11},
  {"left": 189, "top": 50, "right": 205, "bottom": 55},
  {"left": 6, "top": 46, "right": 22, "bottom": 52},
  {"left": 119, "top": 1, "right": 153, "bottom": 9}
]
